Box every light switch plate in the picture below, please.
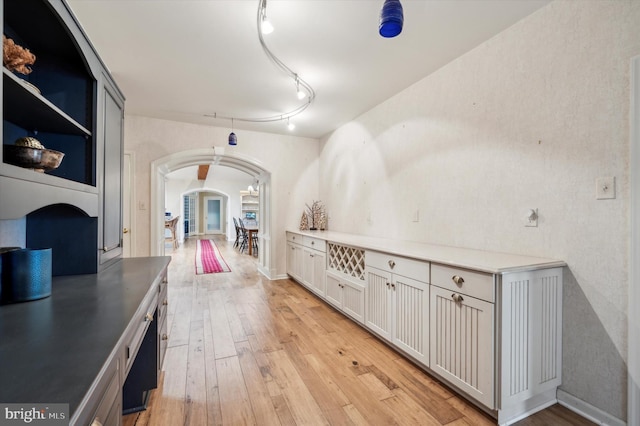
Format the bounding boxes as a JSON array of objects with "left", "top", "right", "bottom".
[
  {"left": 412, "top": 209, "right": 420, "bottom": 223},
  {"left": 596, "top": 177, "right": 616, "bottom": 199},
  {"left": 525, "top": 208, "right": 538, "bottom": 227}
]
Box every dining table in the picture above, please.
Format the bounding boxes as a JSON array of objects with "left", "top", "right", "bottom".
[{"left": 245, "top": 225, "right": 259, "bottom": 255}]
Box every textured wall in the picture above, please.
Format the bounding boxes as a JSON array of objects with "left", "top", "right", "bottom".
[
  {"left": 319, "top": 0, "right": 640, "bottom": 421},
  {"left": 124, "top": 115, "right": 320, "bottom": 277}
]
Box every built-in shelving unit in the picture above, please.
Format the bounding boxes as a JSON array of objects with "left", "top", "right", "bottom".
[
  {"left": 1, "top": 0, "right": 125, "bottom": 274},
  {"left": 2, "top": 0, "right": 96, "bottom": 190},
  {"left": 240, "top": 190, "right": 259, "bottom": 222}
]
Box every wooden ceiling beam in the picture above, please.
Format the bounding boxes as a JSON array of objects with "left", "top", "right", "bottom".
[{"left": 197, "top": 164, "right": 209, "bottom": 180}]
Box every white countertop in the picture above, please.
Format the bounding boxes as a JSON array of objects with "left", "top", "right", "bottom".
[{"left": 287, "top": 229, "right": 565, "bottom": 274}]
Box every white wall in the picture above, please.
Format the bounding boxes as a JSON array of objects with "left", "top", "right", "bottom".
[
  {"left": 319, "top": 0, "right": 640, "bottom": 421},
  {"left": 125, "top": 114, "right": 320, "bottom": 277}
]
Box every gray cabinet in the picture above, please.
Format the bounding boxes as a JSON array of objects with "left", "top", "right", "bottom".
[
  {"left": 0, "top": 0, "right": 125, "bottom": 274},
  {"left": 100, "top": 82, "right": 125, "bottom": 267}
]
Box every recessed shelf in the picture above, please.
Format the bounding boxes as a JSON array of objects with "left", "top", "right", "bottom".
[{"left": 3, "top": 68, "right": 92, "bottom": 137}]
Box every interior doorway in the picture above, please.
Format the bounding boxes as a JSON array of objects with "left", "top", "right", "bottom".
[
  {"left": 151, "top": 147, "right": 273, "bottom": 279},
  {"left": 204, "top": 196, "right": 223, "bottom": 234}
]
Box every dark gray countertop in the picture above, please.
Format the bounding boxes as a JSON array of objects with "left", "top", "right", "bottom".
[{"left": 0, "top": 256, "right": 170, "bottom": 416}]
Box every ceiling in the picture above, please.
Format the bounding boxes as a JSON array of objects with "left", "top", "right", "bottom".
[{"left": 67, "top": 0, "right": 550, "bottom": 139}]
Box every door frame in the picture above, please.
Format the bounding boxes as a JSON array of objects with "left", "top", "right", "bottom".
[
  {"left": 123, "top": 151, "right": 135, "bottom": 257},
  {"left": 629, "top": 55, "right": 640, "bottom": 426},
  {"left": 151, "top": 147, "right": 273, "bottom": 278}
]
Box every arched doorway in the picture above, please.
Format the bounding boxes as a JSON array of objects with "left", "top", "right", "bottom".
[{"left": 150, "top": 147, "right": 273, "bottom": 279}]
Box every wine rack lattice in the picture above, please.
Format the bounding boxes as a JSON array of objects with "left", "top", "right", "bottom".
[{"left": 328, "top": 243, "right": 365, "bottom": 281}]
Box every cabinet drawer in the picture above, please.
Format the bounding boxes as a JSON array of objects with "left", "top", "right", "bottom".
[
  {"left": 124, "top": 294, "right": 158, "bottom": 375},
  {"left": 158, "top": 278, "right": 168, "bottom": 326},
  {"left": 303, "top": 236, "right": 325, "bottom": 252},
  {"left": 286, "top": 232, "right": 302, "bottom": 244},
  {"left": 91, "top": 360, "right": 120, "bottom": 426},
  {"left": 431, "top": 264, "right": 494, "bottom": 303},
  {"left": 366, "top": 250, "right": 429, "bottom": 282}
]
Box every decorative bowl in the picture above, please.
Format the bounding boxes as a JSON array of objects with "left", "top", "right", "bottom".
[
  {"left": 3, "top": 144, "right": 43, "bottom": 168},
  {"left": 36, "top": 148, "right": 64, "bottom": 172}
]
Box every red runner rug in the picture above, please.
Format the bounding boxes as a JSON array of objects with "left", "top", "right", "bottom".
[{"left": 195, "top": 239, "right": 231, "bottom": 274}]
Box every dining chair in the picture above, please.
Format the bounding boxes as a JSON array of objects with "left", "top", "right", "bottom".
[
  {"left": 238, "top": 218, "right": 249, "bottom": 253},
  {"left": 165, "top": 216, "right": 179, "bottom": 249},
  {"left": 232, "top": 217, "right": 241, "bottom": 249}
]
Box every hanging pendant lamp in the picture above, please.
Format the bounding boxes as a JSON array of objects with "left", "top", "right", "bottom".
[
  {"left": 228, "top": 118, "right": 237, "bottom": 146},
  {"left": 379, "top": 0, "right": 403, "bottom": 38}
]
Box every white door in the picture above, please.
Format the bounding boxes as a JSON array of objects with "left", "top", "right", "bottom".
[
  {"left": 123, "top": 152, "right": 133, "bottom": 257},
  {"left": 204, "top": 196, "right": 222, "bottom": 234}
]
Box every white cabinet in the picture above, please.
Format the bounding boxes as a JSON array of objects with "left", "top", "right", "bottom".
[
  {"left": 301, "top": 236, "right": 326, "bottom": 296},
  {"left": 430, "top": 283, "right": 494, "bottom": 408},
  {"left": 365, "top": 251, "right": 430, "bottom": 366},
  {"left": 497, "top": 268, "right": 563, "bottom": 424},
  {"left": 430, "top": 263, "right": 563, "bottom": 423},
  {"left": 286, "top": 232, "right": 303, "bottom": 281},
  {"left": 284, "top": 230, "right": 564, "bottom": 425},
  {"left": 325, "top": 270, "right": 365, "bottom": 323}
]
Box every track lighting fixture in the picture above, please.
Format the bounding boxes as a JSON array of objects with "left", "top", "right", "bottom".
[
  {"left": 205, "top": 0, "right": 315, "bottom": 132},
  {"left": 260, "top": 0, "right": 274, "bottom": 35},
  {"left": 296, "top": 77, "right": 306, "bottom": 100}
]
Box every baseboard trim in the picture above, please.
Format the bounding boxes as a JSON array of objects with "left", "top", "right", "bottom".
[{"left": 557, "top": 389, "right": 625, "bottom": 426}]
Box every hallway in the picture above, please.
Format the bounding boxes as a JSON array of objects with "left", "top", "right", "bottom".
[{"left": 124, "top": 236, "right": 591, "bottom": 426}]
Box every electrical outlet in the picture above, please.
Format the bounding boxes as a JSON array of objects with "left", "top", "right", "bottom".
[{"left": 596, "top": 177, "right": 615, "bottom": 199}]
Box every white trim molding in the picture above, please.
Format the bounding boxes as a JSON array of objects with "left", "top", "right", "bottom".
[
  {"left": 629, "top": 55, "right": 640, "bottom": 426},
  {"left": 558, "top": 390, "right": 625, "bottom": 426}
]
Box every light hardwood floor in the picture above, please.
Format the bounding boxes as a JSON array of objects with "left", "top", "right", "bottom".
[{"left": 123, "top": 236, "right": 593, "bottom": 426}]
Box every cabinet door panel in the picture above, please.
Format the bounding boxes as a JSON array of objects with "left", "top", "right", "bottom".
[
  {"left": 302, "top": 247, "right": 314, "bottom": 288},
  {"left": 430, "top": 286, "right": 494, "bottom": 408},
  {"left": 312, "top": 251, "right": 326, "bottom": 296},
  {"left": 365, "top": 267, "right": 392, "bottom": 340},
  {"left": 101, "top": 86, "right": 123, "bottom": 265},
  {"left": 287, "top": 243, "right": 302, "bottom": 280},
  {"left": 342, "top": 280, "right": 365, "bottom": 324},
  {"left": 325, "top": 271, "right": 342, "bottom": 309},
  {"left": 393, "top": 275, "right": 429, "bottom": 366},
  {"left": 286, "top": 243, "right": 295, "bottom": 276}
]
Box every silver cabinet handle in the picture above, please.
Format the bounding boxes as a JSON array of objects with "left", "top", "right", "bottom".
[
  {"left": 388, "top": 260, "right": 396, "bottom": 269},
  {"left": 452, "top": 275, "right": 464, "bottom": 285},
  {"left": 451, "top": 293, "right": 464, "bottom": 303}
]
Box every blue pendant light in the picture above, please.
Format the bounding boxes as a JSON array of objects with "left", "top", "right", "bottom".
[
  {"left": 228, "top": 118, "right": 237, "bottom": 146},
  {"left": 379, "top": 0, "right": 403, "bottom": 38},
  {"left": 228, "top": 132, "right": 237, "bottom": 146}
]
